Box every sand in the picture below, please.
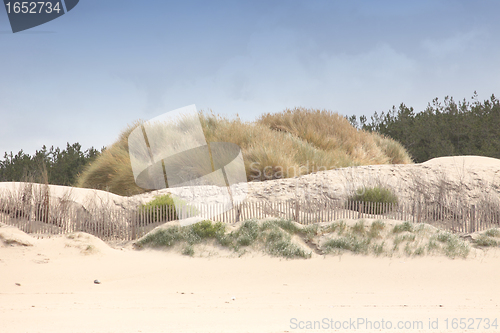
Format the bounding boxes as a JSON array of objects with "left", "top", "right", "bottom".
[
  {"left": 1, "top": 155, "right": 499, "bottom": 210},
  {"left": 1, "top": 227, "right": 499, "bottom": 333},
  {"left": 1, "top": 155, "right": 500, "bottom": 332}
]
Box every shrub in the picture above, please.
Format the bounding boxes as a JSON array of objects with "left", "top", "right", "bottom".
[
  {"left": 138, "top": 194, "right": 178, "bottom": 222},
  {"left": 483, "top": 228, "right": 500, "bottom": 238},
  {"left": 322, "top": 235, "right": 370, "bottom": 254},
  {"left": 301, "top": 224, "right": 319, "bottom": 242},
  {"left": 393, "top": 234, "right": 416, "bottom": 250},
  {"left": 351, "top": 220, "right": 366, "bottom": 235},
  {"left": 393, "top": 221, "right": 413, "bottom": 233},
  {"left": 372, "top": 242, "right": 385, "bottom": 256},
  {"left": 191, "top": 220, "right": 226, "bottom": 239},
  {"left": 135, "top": 220, "right": 225, "bottom": 248},
  {"left": 413, "top": 246, "right": 425, "bottom": 256},
  {"left": 444, "top": 237, "right": 470, "bottom": 259},
  {"left": 135, "top": 226, "right": 183, "bottom": 248},
  {"left": 262, "top": 227, "right": 310, "bottom": 258},
  {"left": 368, "top": 220, "right": 385, "bottom": 238},
  {"left": 427, "top": 239, "right": 439, "bottom": 252},
  {"left": 430, "top": 232, "right": 470, "bottom": 258},
  {"left": 474, "top": 236, "right": 498, "bottom": 247},
  {"left": 349, "top": 186, "right": 398, "bottom": 214},
  {"left": 325, "top": 221, "right": 347, "bottom": 234},
  {"left": 182, "top": 245, "right": 194, "bottom": 256},
  {"left": 436, "top": 232, "right": 453, "bottom": 243},
  {"left": 233, "top": 220, "right": 260, "bottom": 247},
  {"left": 274, "top": 219, "right": 301, "bottom": 234}
]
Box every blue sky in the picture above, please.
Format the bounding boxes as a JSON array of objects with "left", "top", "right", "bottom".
[{"left": 1, "top": 0, "right": 499, "bottom": 155}]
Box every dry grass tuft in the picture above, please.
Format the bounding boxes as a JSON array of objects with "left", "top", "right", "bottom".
[{"left": 76, "top": 108, "right": 412, "bottom": 196}]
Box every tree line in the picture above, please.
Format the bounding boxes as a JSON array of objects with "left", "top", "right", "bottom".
[
  {"left": 2, "top": 92, "right": 499, "bottom": 186},
  {"left": 348, "top": 92, "right": 500, "bottom": 163},
  {"left": 0, "top": 143, "right": 102, "bottom": 186}
]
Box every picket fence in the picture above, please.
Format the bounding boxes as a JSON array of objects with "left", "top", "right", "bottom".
[{"left": 1, "top": 199, "right": 499, "bottom": 241}]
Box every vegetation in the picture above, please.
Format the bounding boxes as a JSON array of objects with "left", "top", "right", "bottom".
[
  {"left": 75, "top": 121, "right": 144, "bottom": 196},
  {"left": 323, "top": 234, "right": 371, "bottom": 254},
  {"left": 321, "top": 220, "right": 471, "bottom": 259},
  {"left": 77, "top": 108, "right": 412, "bottom": 196},
  {"left": 0, "top": 143, "right": 101, "bottom": 186},
  {"left": 430, "top": 232, "right": 471, "bottom": 258},
  {"left": 392, "top": 221, "right": 413, "bottom": 233},
  {"left": 135, "top": 219, "right": 311, "bottom": 259},
  {"left": 135, "top": 218, "right": 489, "bottom": 259},
  {"left": 138, "top": 194, "right": 178, "bottom": 222},
  {"left": 4, "top": 92, "right": 500, "bottom": 194},
  {"left": 351, "top": 93, "right": 500, "bottom": 163},
  {"left": 473, "top": 228, "right": 500, "bottom": 248},
  {"left": 348, "top": 186, "right": 398, "bottom": 214}
]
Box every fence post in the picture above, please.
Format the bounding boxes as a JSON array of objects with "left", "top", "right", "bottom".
[
  {"left": 417, "top": 202, "right": 421, "bottom": 223},
  {"left": 358, "top": 201, "right": 363, "bottom": 219},
  {"left": 470, "top": 204, "right": 476, "bottom": 233},
  {"left": 131, "top": 210, "right": 137, "bottom": 240},
  {"left": 295, "top": 200, "right": 299, "bottom": 222}
]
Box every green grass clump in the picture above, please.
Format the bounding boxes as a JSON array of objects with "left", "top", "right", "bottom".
[
  {"left": 474, "top": 236, "right": 498, "bottom": 247},
  {"left": 233, "top": 220, "right": 260, "bottom": 247},
  {"left": 427, "top": 238, "right": 439, "bottom": 253},
  {"left": 393, "top": 234, "right": 416, "bottom": 250},
  {"left": 404, "top": 243, "right": 413, "bottom": 256},
  {"left": 413, "top": 246, "right": 425, "bottom": 256},
  {"left": 483, "top": 228, "right": 500, "bottom": 238},
  {"left": 436, "top": 232, "right": 453, "bottom": 243},
  {"left": 472, "top": 229, "right": 500, "bottom": 247},
  {"left": 349, "top": 186, "right": 398, "bottom": 214},
  {"left": 138, "top": 194, "right": 178, "bottom": 222},
  {"left": 444, "top": 239, "right": 470, "bottom": 259},
  {"left": 262, "top": 226, "right": 310, "bottom": 259},
  {"left": 325, "top": 221, "right": 347, "bottom": 234},
  {"left": 301, "top": 224, "right": 319, "bottom": 242},
  {"left": 135, "top": 220, "right": 227, "bottom": 249},
  {"left": 274, "top": 219, "right": 302, "bottom": 234},
  {"left": 393, "top": 221, "right": 413, "bottom": 233},
  {"left": 182, "top": 245, "right": 194, "bottom": 256},
  {"left": 190, "top": 220, "right": 226, "bottom": 239},
  {"left": 368, "top": 220, "right": 385, "bottom": 238},
  {"left": 322, "top": 234, "right": 370, "bottom": 254},
  {"left": 431, "top": 232, "right": 470, "bottom": 258},
  {"left": 372, "top": 242, "right": 385, "bottom": 256},
  {"left": 351, "top": 220, "right": 366, "bottom": 235},
  {"left": 135, "top": 225, "right": 183, "bottom": 248}
]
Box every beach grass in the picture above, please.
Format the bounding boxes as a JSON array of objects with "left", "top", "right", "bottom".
[
  {"left": 134, "top": 218, "right": 493, "bottom": 259},
  {"left": 76, "top": 108, "right": 412, "bottom": 196}
]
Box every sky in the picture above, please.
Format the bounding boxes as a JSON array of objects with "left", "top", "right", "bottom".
[{"left": 1, "top": 0, "right": 500, "bottom": 156}]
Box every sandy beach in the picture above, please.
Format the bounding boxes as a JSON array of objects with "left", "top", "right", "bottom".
[
  {"left": 1, "top": 155, "right": 500, "bottom": 332},
  {"left": 1, "top": 225, "right": 499, "bottom": 333}
]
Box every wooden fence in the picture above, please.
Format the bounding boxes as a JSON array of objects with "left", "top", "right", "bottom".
[{"left": 1, "top": 198, "right": 499, "bottom": 241}]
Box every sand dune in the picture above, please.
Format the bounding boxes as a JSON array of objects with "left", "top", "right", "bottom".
[
  {"left": 1, "top": 155, "right": 500, "bottom": 211},
  {"left": 1, "top": 156, "right": 500, "bottom": 332},
  {"left": 1, "top": 224, "right": 499, "bottom": 333}
]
